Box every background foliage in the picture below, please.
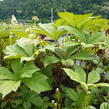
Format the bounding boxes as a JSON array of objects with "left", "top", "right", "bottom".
[{"left": 0, "top": 0, "right": 109, "bottom": 22}]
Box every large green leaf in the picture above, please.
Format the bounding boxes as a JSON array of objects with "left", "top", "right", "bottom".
[
  {"left": 65, "top": 26, "right": 86, "bottom": 42},
  {"left": 62, "top": 86, "right": 78, "bottom": 101},
  {"left": 11, "top": 59, "right": 39, "bottom": 78},
  {"left": 43, "top": 56, "right": 60, "bottom": 67},
  {"left": 0, "top": 67, "right": 16, "bottom": 80},
  {"left": 23, "top": 73, "right": 51, "bottom": 93},
  {"left": 86, "top": 32, "right": 106, "bottom": 44},
  {"left": 54, "top": 45, "right": 80, "bottom": 59},
  {"left": 16, "top": 38, "right": 34, "bottom": 57},
  {"left": 83, "top": 18, "right": 109, "bottom": 32},
  {"left": 72, "top": 50, "right": 95, "bottom": 60},
  {"left": 0, "top": 59, "right": 40, "bottom": 97},
  {"left": 74, "top": 65, "right": 86, "bottom": 83},
  {"left": 4, "top": 44, "right": 26, "bottom": 59},
  {"left": 58, "top": 12, "right": 108, "bottom": 32},
  {"left": 63, "top": 65, "right": 86, "bottom": 83},
  {"left": 61, "top": 59, "right": 74, "bottom": 66},
  {"left": 4, "top": 38, "right": 35, "bottom": 61},
  {"left": 0, "top": 80, "right": 21, "bottom": 98},
  {"left": 100, "top": 102, "right": 109, "bottom": 109},
  {"left": 20, "top": 62, "right": 40, "bottom": 78},
  {"left": 87, "top": 70, "right": 100, "bottom": 84},
  {"left": 39, "top": 23, "right": 56, "bottom": 38},
  {"left": 63, "top": 45, "right": 81, "bottom": 58},
  {"left": 58, "top": 12, "right": 75, "bottom": 26},
  {"left": 11, "top": 59, "right": 23, "bottom": 74},
  {"left": 58, "top": 12, "right": 92, "bottom": 28},
  {"left": 64, "top": 26, "right": 106, "bottom": 45},
  {"left": 33, "top": 23, "right": 66, "bottom": 41}
]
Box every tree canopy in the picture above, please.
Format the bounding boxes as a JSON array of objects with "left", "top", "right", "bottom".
[{"left": 0, "top": 0, "right": 109, "bottom": 22}]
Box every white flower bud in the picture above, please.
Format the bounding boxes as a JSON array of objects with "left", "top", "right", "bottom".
[
  {"left": 56, "top": 88, "right": 59, "bottom": 93},
  {"left": 51, "top": 100, "right": 55, "bottom": 103}
]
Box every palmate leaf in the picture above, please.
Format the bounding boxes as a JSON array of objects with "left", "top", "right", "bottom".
[
  {"left": 73, "top": 14, "right": 93, "bottom": 28},
  {"left": 33, "top": 23, "right": 66, "bottom": 41},
  {"left": 59, "top": 12, "right": 109, "bottom": 32},
  {"left": 86, "top": 32, "right": 106, "bottom": 44},
  {"left": 83, "top": 18, "right": 109, "bottom": 32},
  {"left": 11, "top": 59, "right": 39, "bottom": 78},
  {"left": 28, "top": 96, "right": 43, "bottom": 106},
  {"left": 0, "top": 59, "right": 40, "bottom": 97},
  {"left": 33, "top": 27, "right": 53, "bottom": 40},
  {"left": 4, "top": 38, "right": 35, "bottom": 61},
  {"left": 58, "top": 12, "right": 92, "bottom": 28},
  {"left": 39, "top": 23, "right": 56, "bottom": 38},
  {"left": 65, "top": 26, "right": 106, "bottom": 45},
  {"left": 63, "top": 65, "right": 109, "bottom": 91},
  {"left": 23, "top": 73, "right": 51, "bottom": 93},
  {"left": 0, "top": 65, "right": 21, "bottom": 98},
  {"left": 54, "top": 44, "right": 80, "bottom": 59},
  {"left": 72, "top": 50, "right": 95, "bottom": 60},
  {"left": 64, "top": 66, "right": 100, "bottom": 82},
  {"left": 0, "top": 80, "right": 21, "bottom": 98},
  {"left": 74, "top": 65, "right": 86, "bottom": 83},
  {"left": 63, "top": 45, "right": 81, "bottom": 58}
]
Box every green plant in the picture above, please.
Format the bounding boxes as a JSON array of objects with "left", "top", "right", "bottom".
[
  {"left": 0, "top": 12, "right": 109, "bottom": 109},
  {"left": 33, "top": 23, "right": 67, "bottom": 41},
  {"left": 0, "top": 59, "right": 51, "bottom": 98}
]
